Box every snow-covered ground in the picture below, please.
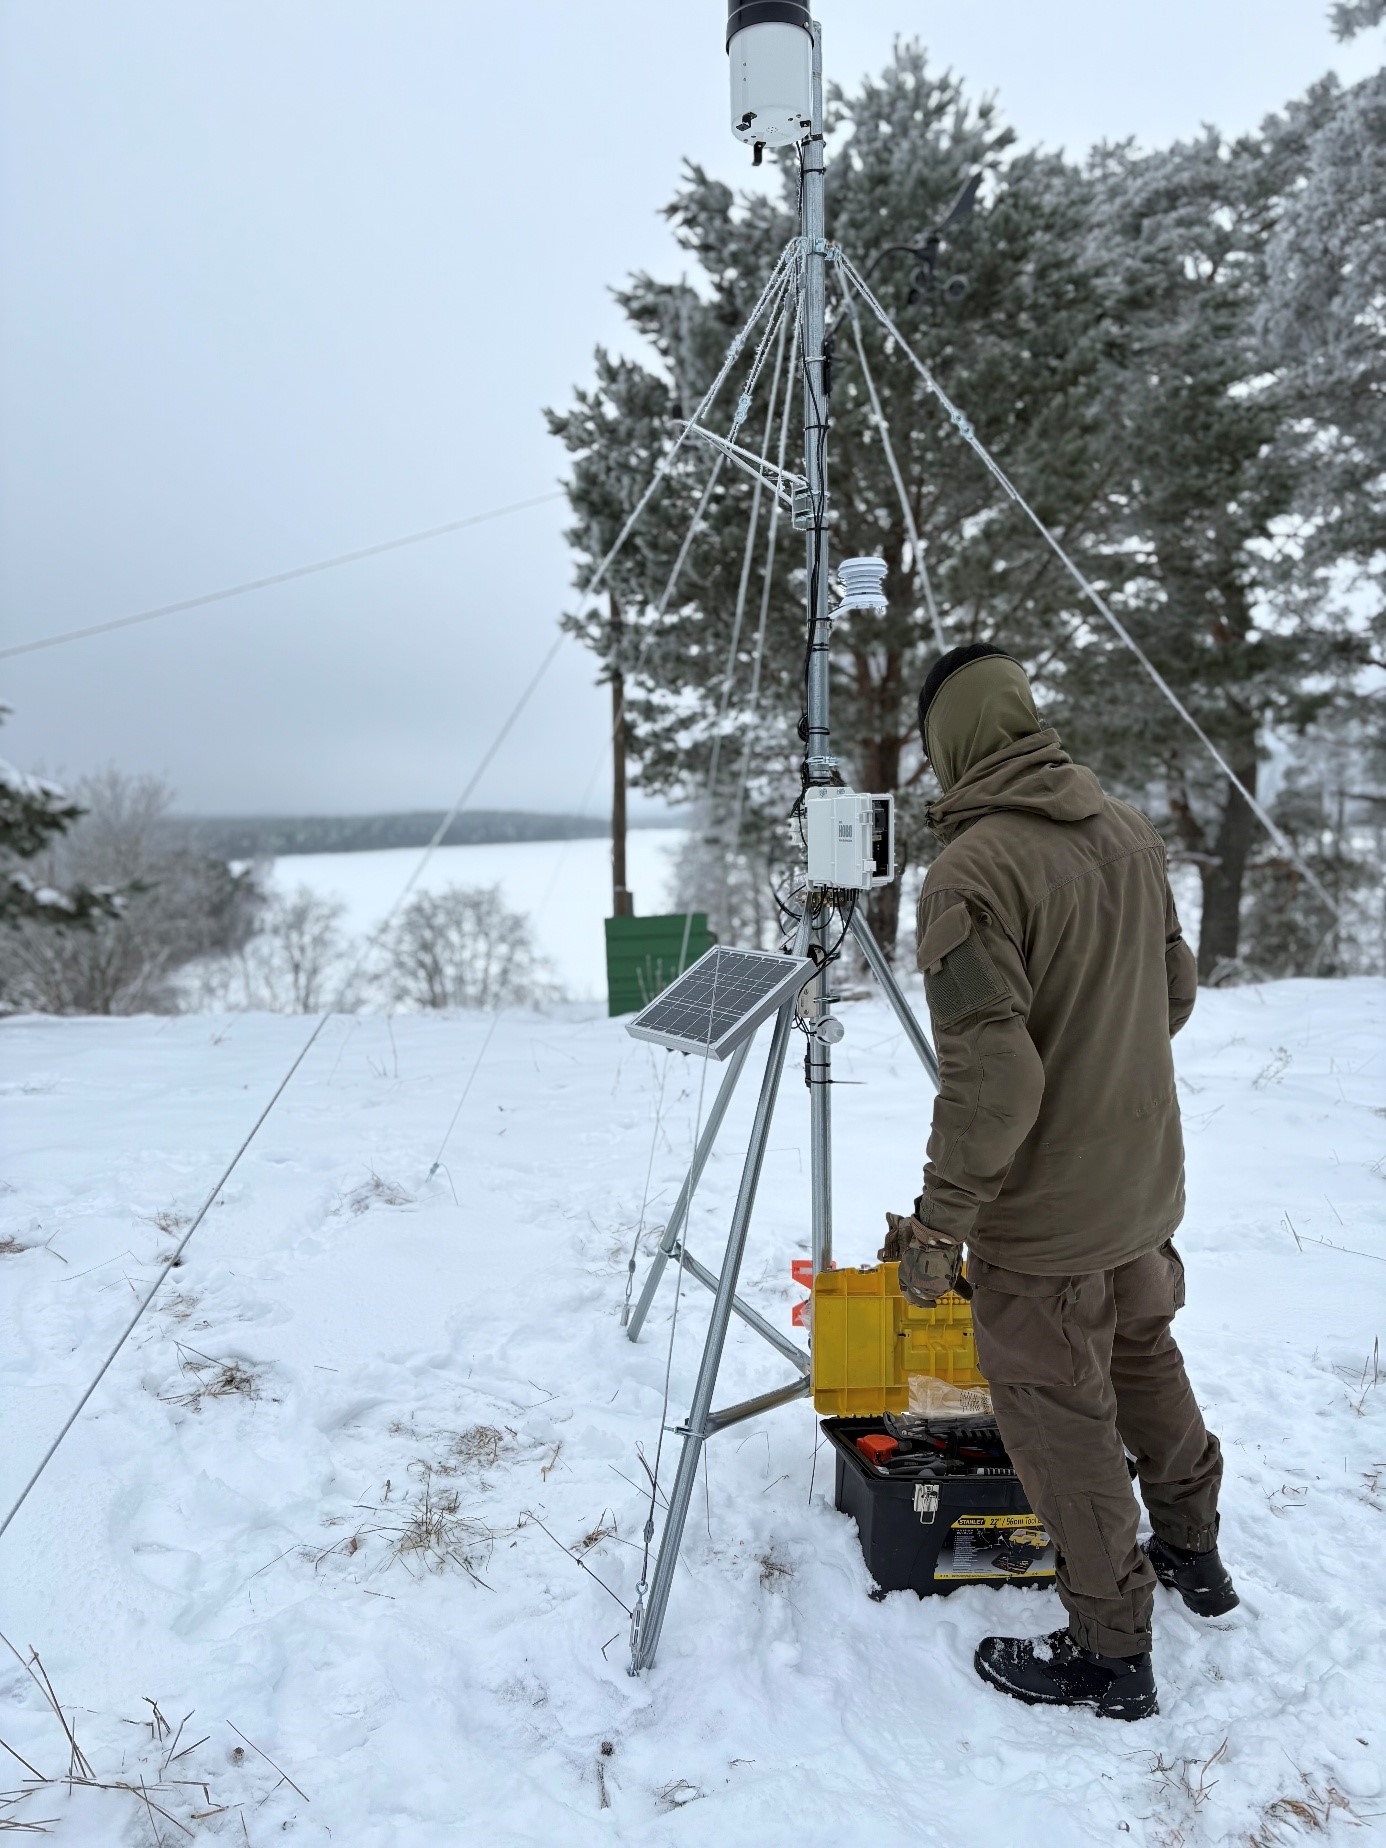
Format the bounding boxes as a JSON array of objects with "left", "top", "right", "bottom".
[
  {"left": 1, "top": 978, "right": 1383, "bottom": 1845},
  {"left": 270, "top": 830, "right": 683, "bottom": 1002}
]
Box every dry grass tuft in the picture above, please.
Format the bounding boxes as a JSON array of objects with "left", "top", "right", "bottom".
[
  {"left": 1253, "top": 1046, "right": 1292, "bottom": 1089},
  {"left": 1347, "top": 1337, "right": 1380, "bottom": 1416},
  {"left": 0, "top": 1238, "right": 26, "bottom": 1258},
  {"left": 574, "top": 1515, "right": 617, "bottom": 1557},
  {"left": 383, "top": 1472, "right": 495, "bottom": 1582},
  {"left": 655, "top": 1778, "right": 702, "bottom": 1811},
  {"left": 140, "top": 1208, "right": 189, "bottom": 1237},
  {"left": 757, "top": 1547, "right": 794, "bottom": 1591},
  {"left": 340, "top": 1173, "right": 414, "bottom": 1217},
  {"left": 160, "top": 1345, "right": 263, "bottom": 1412},
  {"left": 1147, "top": 1738, "right": 1227, "bottom": 1813},
  {"left": 445, "top": 1425, "right": 508, "bottom": 1471},
  {"left": 0, "top": 1635, "right": 287, "bottom": 1840},
  {"left": 307, "top": 1467, "right": 498, "bottom": 1587},
  {"left": 1248, "top": 1773, "right": 1357, "bottom": 1844},
  {"left": 383, "top": 1421, "right": 515, "bottom": 1475}
]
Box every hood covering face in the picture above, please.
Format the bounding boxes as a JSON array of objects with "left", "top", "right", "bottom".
[
  {"left": 923, "top": 656, "right": 1104, "bottom": 841},
  {"left": 925, "top": 654, "right": 1042, "bottom": 791}
]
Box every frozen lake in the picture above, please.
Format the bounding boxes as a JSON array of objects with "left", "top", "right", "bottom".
[{"left": 269, "top": 828, "right": 684, "bottom": 1002}]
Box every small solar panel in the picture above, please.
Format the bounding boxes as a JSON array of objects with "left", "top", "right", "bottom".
[{"left": 626, "top": 944, "right": 816, "bottom": 1060}]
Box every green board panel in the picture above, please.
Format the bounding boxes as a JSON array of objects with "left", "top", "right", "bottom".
[{"left": 605, "top": 912, "right": 715, "bottom": 1018}]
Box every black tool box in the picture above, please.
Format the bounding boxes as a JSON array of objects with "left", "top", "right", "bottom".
[{"left": 823, "top": 1416, "right": 1057, "bottom": 1597}]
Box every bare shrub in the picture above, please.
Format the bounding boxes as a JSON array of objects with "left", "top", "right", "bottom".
[
  {"left": 382, "top": 883, "right": 559, "bottom": 1010},
  {"left": 0, "top": 770, "right": 262, "bottom": 1014},
  {"left": 192, "top": 883, "right": 363, "bottom": 1014},
  {"left": 673, "top": 800, "right": 782, "bottom": 950}
]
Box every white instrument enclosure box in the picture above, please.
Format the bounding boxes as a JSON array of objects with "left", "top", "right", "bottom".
[
  {"left": 804, "top": 788, "right": 895, "bottom": 891},
  {"left": 728, "top": 21, "right": 813, "bottom": 149}
]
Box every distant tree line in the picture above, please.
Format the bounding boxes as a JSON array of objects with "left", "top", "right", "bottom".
[
  {"left": 550, "top": 34, "right": 1385, "bottom": 980},
  {"left": 164, "top": 808, "right": 650, "bottom": 862}
]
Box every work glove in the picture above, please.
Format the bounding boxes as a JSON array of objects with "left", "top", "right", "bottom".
[{"left": 880, "top": 1209, "right": 970, "bottom": 1306}]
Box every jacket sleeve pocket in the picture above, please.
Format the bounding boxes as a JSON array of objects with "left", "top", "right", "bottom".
[{"left": 917, "top": 900, "right": 1009, "bottom": 1028}]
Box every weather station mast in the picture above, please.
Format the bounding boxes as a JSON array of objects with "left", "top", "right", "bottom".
[{"left": 617, "top": 3, "right": 944, "bottom": 1678}]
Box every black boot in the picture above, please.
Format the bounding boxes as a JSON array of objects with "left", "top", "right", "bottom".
[
  {"left": 974, "top": 1629, "right": 1158, "bottom": 1721},
  {"left": 1143, "top": 1534, "right": 1239, "bottom": 1617}
]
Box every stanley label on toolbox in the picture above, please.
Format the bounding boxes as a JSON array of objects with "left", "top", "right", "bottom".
[{"left": 935, "top": 1514, "right": 1057, "bottom": 1581}]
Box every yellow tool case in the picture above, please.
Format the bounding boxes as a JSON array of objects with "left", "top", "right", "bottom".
[{"left": 810, "top": 1262, "right": 987, "bottom": 1416}]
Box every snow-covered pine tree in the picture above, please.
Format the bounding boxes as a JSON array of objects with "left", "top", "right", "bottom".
[
  {"left": 1331, "top": 0, "right": 1384, "bottom": 36},
  {"left": 0, "top": 711, "right": 118, "bottom": 930},
  {"left": 1246, "top": 65, "right": 1386, "bottom": 975},
  {"left": 551, "top": 45, "right": 1380, "bottom": 975},
  {"left": 0, "top": 767, "right": 263, "bottom": 1014},
  {"left": 550, "top": 45, "right": 1116, "bottom": 957},
  {"left": 1049, "top": 96, "right": 1377, "bottom": 978}
]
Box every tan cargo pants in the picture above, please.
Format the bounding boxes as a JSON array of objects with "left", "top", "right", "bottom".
[{"left": 969, "top": 1242, "right": 1222, "bottom": 1657}]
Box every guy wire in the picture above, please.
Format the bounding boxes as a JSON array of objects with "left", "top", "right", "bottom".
[
  {"left": 582, "top": 240, "right": 799, "bottom": 607},
  {"left": 625, "top": 286, "right": 810, "bottom": 1656},
  {"left": 838, "top": 252, "right": 1344, "bottom": 922},
  {"left": 428, "top": 281, "right": 800, "bottom": 1233},
  {"left": 725, "top": 314, "right": 802, "bottom": 883},
  {"left": 1, "top": 491, "right": 568, "bottom": 662},
  {"left": 621, "top": 1047, "right": 675, "bottom": 1326},
  {"left": 837, "top": 277, "right": 947, "bottom": 653},
  {"left": 427, "top": 1009, "right": 503, "bottom": 1181},
  {"left": 630, "top": 943, "right": 726, "bottom": 1665},
  {"left": 0, "top": 628, "right": 568, "bottom": 1546},
  {"left": 618, "top": 302, "right": 794, "bottom": 1323},
  {"left": 706, "top": 314, "right": 791, "bottom": 839}
]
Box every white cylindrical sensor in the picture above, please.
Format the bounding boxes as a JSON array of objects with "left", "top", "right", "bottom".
[
  {"left": 727, "top": 2, "right": 813, "bottom": 150},
  {"left": 835, "top": 556, "right": 889, "bottom": 615}
]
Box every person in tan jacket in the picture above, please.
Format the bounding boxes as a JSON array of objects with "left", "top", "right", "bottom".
[{"left": 884, "top": 644, "right": 1236, "bottom": 1722}]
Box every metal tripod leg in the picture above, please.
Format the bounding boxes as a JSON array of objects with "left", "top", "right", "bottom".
[
  {"left": 629, "top": 933, "right": 806, "bottom": 1676},
  {"left": 670, "top": 1242, "right": 807, "bottom": 1372},
  {"left": 849, "top": 911, "right": 940, "bottom": 1088},
  {"left": 625, "top": 1035, "right": 754, "bottom": 1344}
]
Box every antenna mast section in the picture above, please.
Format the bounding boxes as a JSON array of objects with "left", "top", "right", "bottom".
[{"left": 797, "top": 21, "right": 836, "bottom": 1279}]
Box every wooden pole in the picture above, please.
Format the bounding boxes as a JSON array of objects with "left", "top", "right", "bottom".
[{"left": 610, "top": 594, "right": 633, "bottom": 917}]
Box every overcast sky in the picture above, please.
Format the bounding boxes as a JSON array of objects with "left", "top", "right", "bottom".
[{"left": 1, "top": 2, "right": 1379, "bottom": 818}]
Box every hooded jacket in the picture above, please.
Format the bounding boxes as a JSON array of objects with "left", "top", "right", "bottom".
[{"left": 915, "top": 656, "right": 1198, "bottom": 1274}]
